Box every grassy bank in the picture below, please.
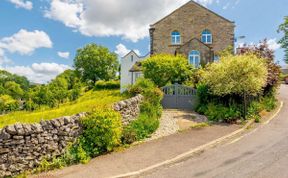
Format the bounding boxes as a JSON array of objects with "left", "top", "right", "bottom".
[{"left": 0, "top": 89, "right": 126, "bottom": 128}]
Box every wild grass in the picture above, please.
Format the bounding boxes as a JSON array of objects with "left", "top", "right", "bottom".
[{"left": 0, "top": 89, "right": 126, "bottom": 128}]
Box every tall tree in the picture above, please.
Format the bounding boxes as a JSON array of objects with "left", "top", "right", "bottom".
[
  {"left": 278, "top": 16, "right": 288, "bottom": 63},
  {"left": 236, "top": 39, "right": 281, "bottom": 91},
  {"left": 74, "top": 44, "right": 119, "bottom": 83}
]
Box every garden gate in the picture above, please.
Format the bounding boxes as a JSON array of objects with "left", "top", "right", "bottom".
[{"left": 161, "top": 84, "right": 198, "bottom": 110}]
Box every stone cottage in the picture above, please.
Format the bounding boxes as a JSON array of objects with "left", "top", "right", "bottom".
[{"left": 121, "top": 0, "right": 235, "bottom": 92}]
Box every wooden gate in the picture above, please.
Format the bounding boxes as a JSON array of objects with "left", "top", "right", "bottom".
[{"left": 161, "top": 84, "right": 198, "bottom": 110}]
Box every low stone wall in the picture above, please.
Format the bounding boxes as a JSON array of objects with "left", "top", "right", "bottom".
[
  {"left": 0, "top": 95, "right": 143, "bottom": 177},
  {"left": 113, "top": 94, "right": 144, "bottom": 125},
  {"left": 0, "top": 113, "right": 86, "bottom": 177}
]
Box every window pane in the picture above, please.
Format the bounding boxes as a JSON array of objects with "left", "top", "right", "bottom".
[
  {"left": 202, "top": 36, "right": 206, "bottom": 43},
  {"left": 207, "top": 36, "right": 211, "bottom": 43},
  {"left": 176, "top": 36, "right": 180, "bottom": 43}
]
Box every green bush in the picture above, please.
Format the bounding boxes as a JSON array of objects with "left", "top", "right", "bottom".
[
  {"left": 0, "top": 95, "right": 19, "bottom": 113},
  {"left": 262, "top": 95, "right": 277, "bottom": 112},
  {"left": 198, "top": 103, "right": 241, "bottom": 123},
  {"left": 142, "top": 54, "right": 193, "bottom": 87},
  {"left": 94, "top": 80, "right": 120, "bottom": 90},
  {"left": 79, "top": 109, "right": 122, "bottom": 158},
  {"left": 128, "top": 78, "right": 163, "bottom": 105},
  {"left": 122, "top": 78, "right": 163, "bottom": 144},
  {"left": 248, "top": 100, "right": 262, "bottom": 116}
]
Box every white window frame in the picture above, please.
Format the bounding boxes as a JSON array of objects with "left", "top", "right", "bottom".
[
  {"left": 202, "top": 30, "right": 212, "bottom": 44},
  {"left": 189, "top": 50, "right": 201, "bottom": 68},
  {"left": 171, "top": 31, "right": 181, "bottom": 45}
]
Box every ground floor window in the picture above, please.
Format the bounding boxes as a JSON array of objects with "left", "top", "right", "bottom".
[
  {"left": 189, "top": 50, "right": 201, "bottom": 68},
  {"left": 214, "top": 55, "right": 220, "bottom": 62},
  {"left": 135, "top": 72, "right": 143, "bottom": 80}
]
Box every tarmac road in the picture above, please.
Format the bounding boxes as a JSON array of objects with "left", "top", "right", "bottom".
[{"left": 144, "top": 85, "right": 288, "bottom": 178}]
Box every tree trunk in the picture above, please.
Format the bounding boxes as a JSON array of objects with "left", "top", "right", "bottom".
[{"left": 243, "top": 93, "right": 247, "bottom": 120}]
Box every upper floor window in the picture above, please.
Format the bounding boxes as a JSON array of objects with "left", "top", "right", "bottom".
[
  {"left": 189, "top": 50, "right": 201, "bottom": 68},
  {"left": 131, "top": 55, "right": 134, "bottom": 62},
  {"left": 171, "top": 31, "right": 181, "bottom": 44},
  {"left": 201, "top": 29, "right": 212, "bottom": 44}
]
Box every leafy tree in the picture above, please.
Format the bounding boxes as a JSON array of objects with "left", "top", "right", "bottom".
[
  {"left": 0, "top": 70, "right": 29, "bottom": 91},
  {"left": 236, "top": 39, "right": 281, "bottom": 89},
  {"left": 74, "top": 44, "right": 119, "bottom": 83},
  {"left": 4, "top": 81, "right": 24, "bottom": 99},
  {"left": 0, "top": 95, "right": 19, "bottom": 113},
  {"left": 278, "top": 16, "right": 288, "bottom": 63},
  {"left": 202, "top": 54, "right": 268, "bottom": 118},
  {"left": 142, "top": 54, "right": 193, "bottom": 87}
]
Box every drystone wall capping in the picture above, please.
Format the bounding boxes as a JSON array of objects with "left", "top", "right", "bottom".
[{"left": 113, "top": 94, "right": 144, "bottom": 125}]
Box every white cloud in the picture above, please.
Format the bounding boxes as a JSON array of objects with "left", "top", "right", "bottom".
[
  {"left": 44, "top": 0, "right": 240, "bottom": 42},
  {"left": 115, "top": 44, "right": 129, "bottom": 57},
  {"left": 4, "top": 63, "right": 71, "bottom": 84},
  {"left": 0, "top": 49, "right": 12, "bottom": 65},
  {"left": 44, "top": 0, "right": 83, "bottom": 28},
  {"left": 8, "top": 0, "right": 33, "bottom": 10},
  {"left": 115, "top": 43, "right": 140, "bottom": 57},
  {"left": 0, "top": 29, "right": 52, "bottom": 55},
  {"left": 58, "top": 51, "right": 70, "bottom": 59},
  {"left": 44, "top": 0, "right": 191, "bottom": 42},
  {"left": 267, "top": 38, "right": 281, "bottom": 51}
]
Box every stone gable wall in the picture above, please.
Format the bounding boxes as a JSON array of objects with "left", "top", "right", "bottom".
[
  {"left": 0, "top": 95, "right": 143, "bottom": 177},
  {"left": 150, "top": 1, "right": 235, "bottom": 59}
]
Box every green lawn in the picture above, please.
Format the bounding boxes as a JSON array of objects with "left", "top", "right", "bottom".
[{"left": 0, "top": 89, "right": 126, "bottom": 128}]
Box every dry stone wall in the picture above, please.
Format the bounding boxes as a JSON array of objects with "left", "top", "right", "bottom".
[
  {"left": 0, "top": 113, "right": 86, "bottom": 177},
  {"left": 113, "top": 94, "right": 144, "bottom": 125},
  {"left": 0, "top": 95, "right": 143, "bottom": 177}
]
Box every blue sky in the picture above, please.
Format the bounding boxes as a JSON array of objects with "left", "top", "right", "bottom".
[{"left": 0, "top": 0, "right": 287, "bottom": 83}]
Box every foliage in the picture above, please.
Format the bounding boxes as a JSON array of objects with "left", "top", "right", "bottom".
[
  {"left": 247, "top": 94, "right": 277, "bottom": 123},
  {"left": 122, "top": 78, "right": 163, "bottom": 144},
  {"left": 0, "top": 89, "right": 125, "bottom": 128},
  {"left": 236, "top": 39, "right": 281, "bottom": 87},
  {"left": 127, "top": 78, "right": 163, "bottom": 105},
  {"left": 142, "top": 54, "right": 193, "bottom": 87},
  {"left": 4, "top": 81, "right": 24, "bottom": 99},
  {"left": 280, "top": 73, "right": 288, "bottom": 81},
  {"left": 78, "top": 109, "right": 122, "bottom": 158},
  {"left": 0, "top": 70, "right": 29, "bottom": 110},
  {"left": 0, "top": 70, "right": 30, "bottom": 92},
  {"left": 24, "top": 70, "right": 82, "bottom": 110},
  {"left": 94, "top": 80, "right": 120, "bottom": 90},
  {"left": 278, "top": 16, "right": 288, "bottom": 63},
  {"left": 202, "top": 54, "right": 268, "bottom": 97},
  {"left": 191, "top": 122, "right": 210, "bottom": 129},
  {"left": 216, "top": 45, "right": 234, "bottom": 57},
  {"left": 197, "top": 103, "right": 241, "bottom": 123},
  {"left": 0, "top": 95, "right": 19, "bottom": 113},
  {"left": 34, "top": 110, "right": 123, "bottom": 172},
  {"left": 122, "top": 112, "right": 159, "bottom": 144},
  {"left": 74, "top": 43, "right": 119, "bottom": 83}
]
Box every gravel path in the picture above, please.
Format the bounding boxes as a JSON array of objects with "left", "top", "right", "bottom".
[
  {"left": 146, "top": 110, "right": 179, "bottom": 141},
  {"left": 146, "top": 110, "right": 207, "bottom": 141}
]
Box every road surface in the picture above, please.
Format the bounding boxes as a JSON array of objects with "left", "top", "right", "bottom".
[{"left": 144, "top": 85, "right": 288, "bottom": 178}]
